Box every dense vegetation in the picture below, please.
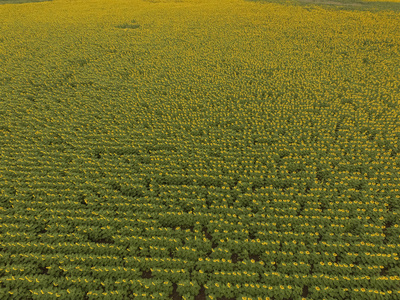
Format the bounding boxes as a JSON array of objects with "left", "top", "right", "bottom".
[{"left": 0, "top": 0, "right": 399, "bottom": 299}]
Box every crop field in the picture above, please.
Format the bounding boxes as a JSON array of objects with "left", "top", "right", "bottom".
[{"left": 0, "top": 0, "right": 400, "bottom": 299}]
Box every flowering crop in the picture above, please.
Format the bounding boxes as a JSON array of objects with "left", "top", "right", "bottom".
[{"left": 0, "top": 0, "right": 400, "bottom": 298}]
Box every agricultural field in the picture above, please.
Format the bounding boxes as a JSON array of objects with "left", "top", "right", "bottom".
[{"left": 0, "top": 0, "right": 400, "bottom": 299}]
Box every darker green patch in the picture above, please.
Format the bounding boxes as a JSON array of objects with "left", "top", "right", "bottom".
[{"left": 116, "top": 20, "right": 141, "bottom": 30}]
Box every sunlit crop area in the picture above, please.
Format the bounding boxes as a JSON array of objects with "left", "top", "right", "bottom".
[{"left": 0, "top": 0, "right": 400, "bottom": 299}]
